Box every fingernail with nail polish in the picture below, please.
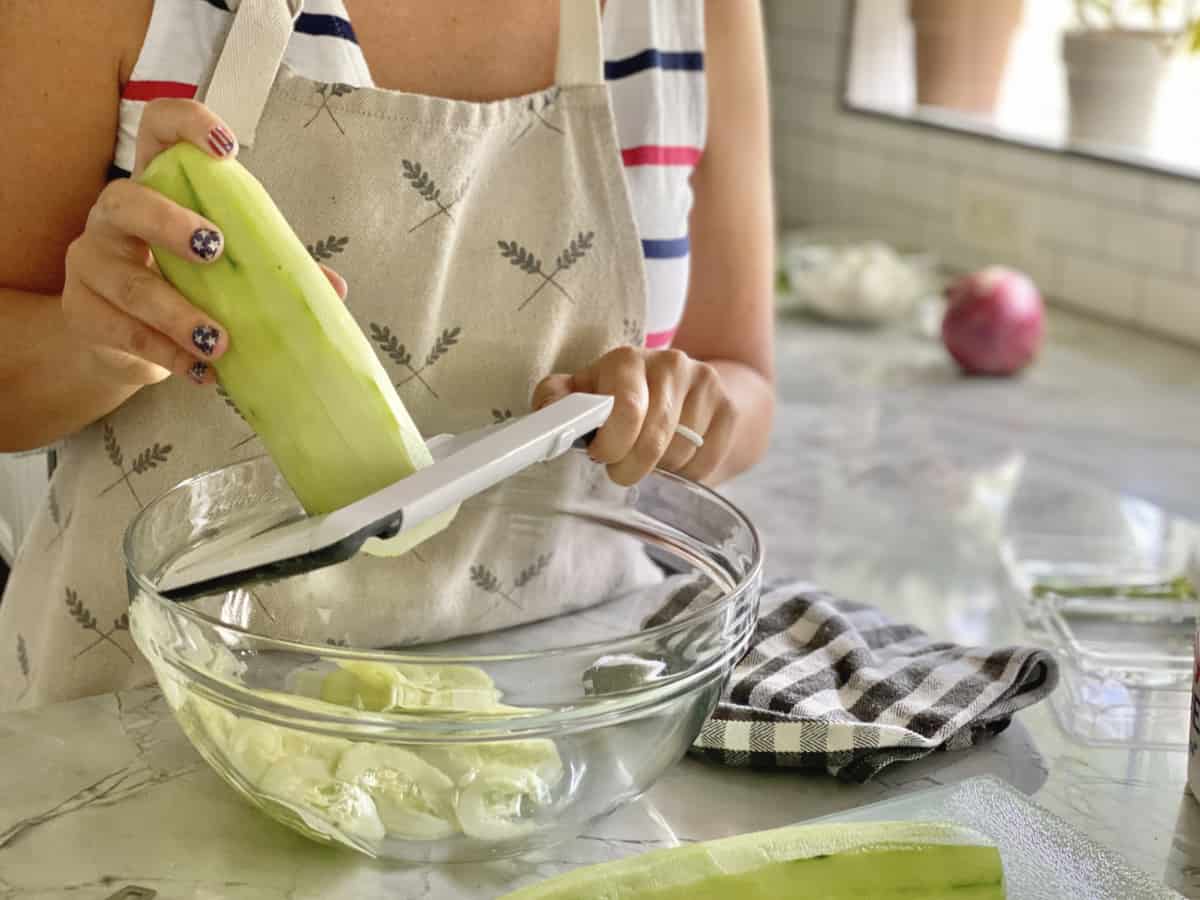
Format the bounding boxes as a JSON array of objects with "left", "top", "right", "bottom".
[
  {"left": 207, "top": 126, "right": 236, "bottom": 157},
  {"left": 192, "top": 325, "right": 221, "bottom": 356},
  {"left": 190, "top": 228, "right": 222, "bottom": 262},
  {"left": 188, "top": 360, "right": 209, "bottom": 384}
]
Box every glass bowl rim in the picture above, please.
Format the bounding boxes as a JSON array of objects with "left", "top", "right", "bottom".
[
  {"left": 123, "top": 452, "right": 765, "bottom": 664},
  {"left": 164, "top": 633, "right": 754, "bottom": 739}
]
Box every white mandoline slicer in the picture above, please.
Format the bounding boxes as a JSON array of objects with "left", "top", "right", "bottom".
[{"left": 155, "top": 392, "right": 614, "bottom": 601}]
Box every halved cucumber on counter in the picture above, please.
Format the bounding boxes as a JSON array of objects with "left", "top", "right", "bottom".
[
  {"left": 139, "top": 143, "right": 454, "bottom": 550},
  {"left": 500, "top": 821, "right": 1005, "bottom": 899}
]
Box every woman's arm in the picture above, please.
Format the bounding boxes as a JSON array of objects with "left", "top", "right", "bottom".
[
  {"left": 532, "top": 1, "right": 775, "bottom": 487},
  {"left": 1, "top": 288, "right": 138, "bottom": 452},
  {"left": 0, "top": 2, "right": 149, "bottom": 450},
  {"left": 0, "top": 3, "right": 292, "bottom": 452},
  {"left": 671, "top": 0, "right": 776, "bottom": 483}
]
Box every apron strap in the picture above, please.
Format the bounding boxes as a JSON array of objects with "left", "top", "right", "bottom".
[
  {"left": 202, "top": 0, "right": 301, "bottom": 148},
  {"left": 555, "top": 0, "right": 605, "bottom": 87}
]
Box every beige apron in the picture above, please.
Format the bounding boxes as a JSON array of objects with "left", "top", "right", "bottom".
[{"left": 0, "top": 0, "right": 652, "bottom": 710}]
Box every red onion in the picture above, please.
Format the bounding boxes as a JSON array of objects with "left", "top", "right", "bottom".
[{"left": 941, "top": 266, "right": 1045, "bottom": 376}]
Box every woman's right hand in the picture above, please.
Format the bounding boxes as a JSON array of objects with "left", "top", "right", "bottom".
[{"left": 62, "top": 99, "right": 347, "bottom": 389}]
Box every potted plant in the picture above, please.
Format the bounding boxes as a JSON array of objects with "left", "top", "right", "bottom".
[
  {"left": 1064, "top": 0, "right": 1198, "bottom": 149},
  {"left": 908, "top": 0, "right": 1027, "bottom": 117}
]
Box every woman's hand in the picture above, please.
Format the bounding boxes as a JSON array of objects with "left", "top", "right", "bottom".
[
  {"left": 532, "top": 346, "right": 737, "bottom": 486},
  {"left": 62, "top": 99, "right": 347, "bottom": 389}
]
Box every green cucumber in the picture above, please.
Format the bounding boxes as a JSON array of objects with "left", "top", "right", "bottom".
[
  {"left": 139, "top": 143, "right": 452, "bottom": 540},
  {"left": 501, "top": 821, "right": 1005, "bottom": 899}
]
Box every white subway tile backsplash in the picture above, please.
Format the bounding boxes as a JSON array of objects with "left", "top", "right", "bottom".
[
  {"left": 1104, "top": 210, "right": 1189, "bottom": 274},
  {"left": 953, "top": 175, "right": 1037, "bottom": 260},
  {"left": 976, "top": 143, "right": 1066, "bottom": 187},
  {"left": 832, "top": 194, "right": 927, "bottom": 251},
  {"left": 1144, "top": 175, "right": 1200, "bottom": 224},
  {"left": 768, "top": 34, "right": 842, "bottom": 88},
  {"left": 781, "top": 177, "right": 839, "bottom": 228},
  {"left": 1142, "top": 275, "right": 1200, "bottom": 344},
  {"left": 833, "top": 112, "right": 923, "bottom": 155},
  {"left": 1020, "top": 245, "right": 1064, "bottom": 300},
  {"left": 920, "top": 223, "right": 961, "bottom": 265},
  {"left": 922, "top": 130, "right": 1062, "bottom": 186},
  {"left": 890, "top": 156, "right": 956, "bottom": 215},
  {"left": 779, "top": 131, "right": 836, "bottom": 184},
  {"left": 921, "top": 129, "right": 991, "bottom": 169},
  {"left": 765, "top": 0, "right": 849, "bottom": 37},
  {"left": 1058, "top": 254, "right": 1141, "bottom": 323},
  {"left": 773, "top": 86, "right": 838, "bottom": 136},
  {"left": 922, "top": 223, "right": 1024, "bottom": 273},
  {"left": 938, "top": 238, "right": 999, "bottom": 275},
  {"left": 1065, "top": 159, "right": 1147, "bottom": 206},
  {"left": 832, "top": 143, "right": 896, "bottom": 195},
  {"left": 1031, "top": 193, "right": 1106, "bottom": 254}
]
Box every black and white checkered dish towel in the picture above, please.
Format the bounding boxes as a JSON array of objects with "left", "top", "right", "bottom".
[{"left": 686, "top": 580, "right": 1059, "bottom": 783}]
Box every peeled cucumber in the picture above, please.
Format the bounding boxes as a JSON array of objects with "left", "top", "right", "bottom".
[
  {"left": 139, "top": 143, "right": 454, "bottom": 546},
  {"left": 500, "top": 821, "right": 1005, "bottom": 899}
]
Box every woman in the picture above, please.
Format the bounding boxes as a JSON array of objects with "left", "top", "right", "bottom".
[{"left": 0, "top": 0, "right": 774, "bottom": 708}]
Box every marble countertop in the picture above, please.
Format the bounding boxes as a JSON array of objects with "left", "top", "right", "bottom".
[{"left": 3, "top": 306, "right": 1200, "bottom": 899}]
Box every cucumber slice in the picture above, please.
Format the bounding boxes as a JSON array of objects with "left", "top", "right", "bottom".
[
  {"left": 320, "top": 661, "right": 403, "bottom": 711},
  {"left": 258, "top": 755, "right": 386, "bottom": 845},
  {"left": 420, "top": 740, "right": 564, "bottom": 789},
  {"left": 456, "top": 764, "right": 554, "bottom": 841},
  {"left": 335, "top": 743, "right": 458, "bottom": 840},
  {"left": 318, "top": 660, "right": 516, "bottom": 714},
  {"left": 174, "top": 659, "right": 568, "bottom": 845}
]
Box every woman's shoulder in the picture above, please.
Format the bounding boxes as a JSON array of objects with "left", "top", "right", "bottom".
[
  {"left": 2, "top": 0, "right": 152, "bottom": 81},
  {"left": 0, "top": 0, "right": 153, "bottom": 292}
]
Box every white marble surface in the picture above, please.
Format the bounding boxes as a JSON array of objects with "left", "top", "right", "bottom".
[{"left": 3, "top": 307, "right": 1200, "bottom": 899}]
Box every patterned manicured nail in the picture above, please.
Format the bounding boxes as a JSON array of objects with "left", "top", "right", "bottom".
[
  {"left": 207, "top": 126, "right": 237, "bottom": 157},
  {"left": 192, "top": 325, "right": 221, "bottom": 356},
  {"left": 188, "top": 360, "right": 209, "bottom": 384},
  {"left": 190, "top": 228, "right": 223, "bottom": 262}
]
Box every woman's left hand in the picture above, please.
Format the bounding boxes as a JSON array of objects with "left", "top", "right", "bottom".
[{"left": 532, "top": 346, "right": 737, "bottom": 486}]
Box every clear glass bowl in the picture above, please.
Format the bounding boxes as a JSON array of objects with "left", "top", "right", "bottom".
[{"left": 124, "top": 453, "right": 762, "bottom": 862}]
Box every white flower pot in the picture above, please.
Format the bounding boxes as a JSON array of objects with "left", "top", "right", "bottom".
[{"left": 1063, "top": 29, "right": 1171, "bottom": 150}]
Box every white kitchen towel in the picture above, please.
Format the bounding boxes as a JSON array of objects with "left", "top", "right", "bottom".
[{"left": 681, "top": 581, "right": 1059, "bottom": 783}]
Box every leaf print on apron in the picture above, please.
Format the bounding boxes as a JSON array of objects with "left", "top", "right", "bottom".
[{"left": 0, "top": 0, "right": 656, "bottom": 710}]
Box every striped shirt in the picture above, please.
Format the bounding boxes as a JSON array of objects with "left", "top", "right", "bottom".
[{"left": 113, "top": 0, "right": 707, "bottom": 349}]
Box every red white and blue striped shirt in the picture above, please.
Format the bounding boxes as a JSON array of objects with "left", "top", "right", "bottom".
[{"left": 113, "top": 0, "right": 707, "bottom": 349}]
